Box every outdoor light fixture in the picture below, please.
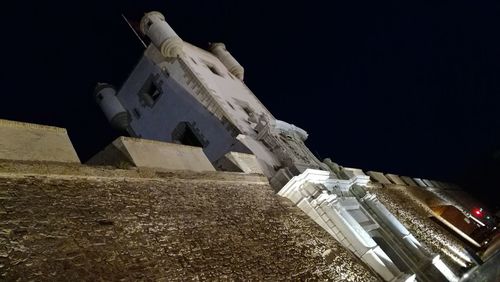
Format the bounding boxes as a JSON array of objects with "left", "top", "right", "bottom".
[{"left": 472, "top": 208, "right": 483, "bottom": 218}]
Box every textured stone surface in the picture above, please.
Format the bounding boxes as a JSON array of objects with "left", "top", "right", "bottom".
[
  {"left": 87, "top": 137, "right": 215, "bottom": 172},
  {"left": 214, "top": 151, "right": 264, "bottom": 174},
  {"left": 0, "top": 119, "right": 80, "bottom": 163},
  {"left": 0, "top": 161, "right": 377, "bottom": 281}
]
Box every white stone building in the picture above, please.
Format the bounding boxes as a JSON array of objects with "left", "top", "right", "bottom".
[{"left": 94, "top": 10, "right": 485, "bottom": 281}]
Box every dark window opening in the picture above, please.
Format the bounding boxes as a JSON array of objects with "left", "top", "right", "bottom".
[
  {"left": 227, "top": 102, "right": 236, "bottom": 110},
  {"left": 171, "top": 122, "right": 208, "bottom": 148},
  {"left": 179, "top": 127, "right": 203, "bottom": 147},
  {"left": 242, "top": 105, "right": 253, "bottom": 116},
  {"left": 139, "top": 75, "right": 163, "bottom": 107},
  {"left": 190, "top": 57, "right": 198, "bottom": 65},
  {"left": 145, "top": 82, "right": 161, "bottom": 102},
  {"left": 132, "top": 108, "right": 141, "bottom": 119},
  {"left": 207, "top": 64, "right": 222, "bottom": 77}
]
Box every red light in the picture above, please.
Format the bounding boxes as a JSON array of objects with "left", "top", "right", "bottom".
[{"left": 472, "top": 208, "right": 484, "bottom": 218}]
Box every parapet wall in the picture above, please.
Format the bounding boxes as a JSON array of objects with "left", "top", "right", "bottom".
[
  {"left": 0, "top": 163, "right": 376, "bottom": 281},
  {"left": 0, "top": 119, "right": 80, "bottom": 163}
]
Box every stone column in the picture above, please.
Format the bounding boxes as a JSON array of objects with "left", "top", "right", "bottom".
[
  {"left": 363, "top": 194, "right": 431, "bottom": 261},
  {"left": 320, "top": 198, "right": 407, "bottom": 281}
]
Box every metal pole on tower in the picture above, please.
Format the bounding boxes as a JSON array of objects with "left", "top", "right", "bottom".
[{"left": 121, "top": 14, "right": 147, "bottom": 49}]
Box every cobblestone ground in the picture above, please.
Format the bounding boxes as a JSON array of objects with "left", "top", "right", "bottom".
[
  {"left": 0, "top": 164, "right": 378, "bottom": 281},
  {"left": 367, "top": 185, "right": 471, "bottom": 274}
]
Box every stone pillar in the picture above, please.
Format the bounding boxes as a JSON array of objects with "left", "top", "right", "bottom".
[
  {"left": 363, "top": 194, "right": 431, "bottom": 261},
  {"left": 319, "top": 198, "right": 407, "bottom": 281},
  {"left": 386, "top": 174, "right": 406, "bottom": 185}
]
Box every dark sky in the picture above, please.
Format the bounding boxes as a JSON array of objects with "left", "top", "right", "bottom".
[{"left": 1, "top": 1, "right": 499, "bottom": 209}]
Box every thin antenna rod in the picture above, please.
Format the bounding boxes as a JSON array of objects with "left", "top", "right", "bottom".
[{"left": 121, "top": 14, "right": 147, "bottom": 49}]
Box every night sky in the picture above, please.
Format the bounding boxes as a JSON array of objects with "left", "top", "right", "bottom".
[{"left": 1, "top": 1, "right": 499, "bottom": 209}]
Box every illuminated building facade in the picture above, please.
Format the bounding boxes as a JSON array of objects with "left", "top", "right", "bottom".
[{"left": 94, "top": 10, "right": 497, "bottom": 281}]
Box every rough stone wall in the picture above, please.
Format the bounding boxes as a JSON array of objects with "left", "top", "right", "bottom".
[
  {"left": 366, "top": 185, "right": 471, "bottom": 274},
  {"left": 0, "top": 163, "right": 377, "bottom": 281}
]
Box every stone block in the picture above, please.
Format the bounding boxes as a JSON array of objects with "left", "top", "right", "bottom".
[
  {"left": 341, "top": 167, "right": 366, "bottom": 179},
  {"left": 413, "top": 178, "right": 427, "bottom": 187},
  {"left": 213, "top": 151, "right": 264, "bottom": 174},
  {"left": 366, "top": 171, "right": 391, "bottom": 184},
  {"left": 422, "top": 179, "right": 435, "bottom": 187},
  {"left": 385, "top": 174, "right": 406, "bottom": 185},
  {"left": 0, "top": 119, "right": 80, "bottom": 163},
  {"left": 87, "top": 136, "right": 215, "bottom": 172},
  {"left": 401, "top": 176, "right": 418, "bottom": 187}
]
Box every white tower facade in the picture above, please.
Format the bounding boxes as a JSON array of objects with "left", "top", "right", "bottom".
[{"left": 97, "top": 11, "right": 328, "bottom": 188}]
